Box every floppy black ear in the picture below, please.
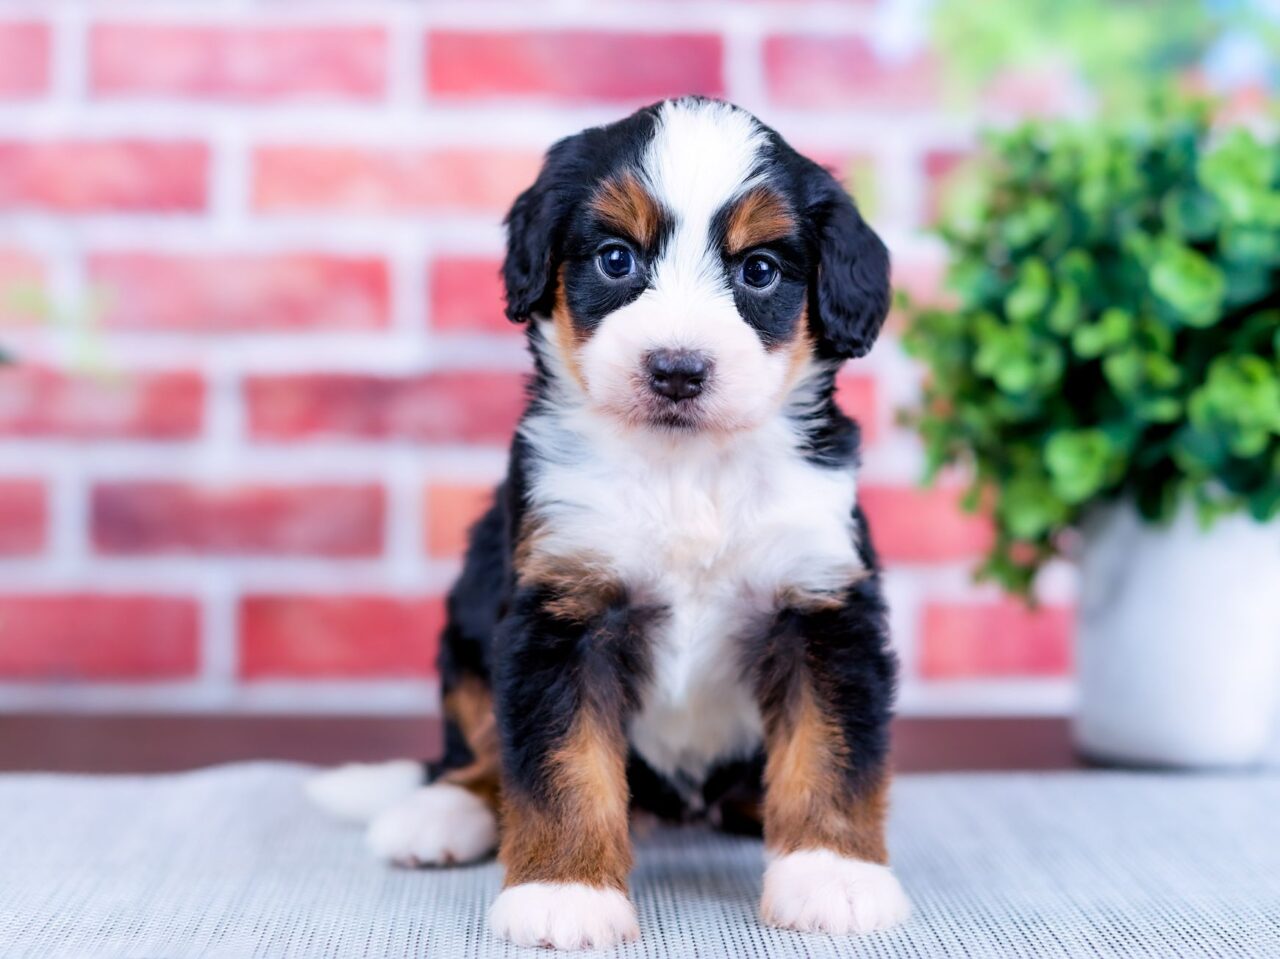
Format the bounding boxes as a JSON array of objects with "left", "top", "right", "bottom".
[
  {"left": 805, "top": 166, "right": 891, "bottom": 359},
  {"left": 502, "top": 135, "right": 585, "bottom": 323}
]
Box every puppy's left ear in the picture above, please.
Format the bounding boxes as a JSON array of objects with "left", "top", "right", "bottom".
[{"left": 805, "top": 165, "right": 891, "bottom": 360}]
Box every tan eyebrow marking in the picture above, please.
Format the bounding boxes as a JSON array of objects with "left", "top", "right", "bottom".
[
  {"left": 589, "top": 172, "right": 662, "bottom": 248},
  {"left": 725, "top": 187, "right": 796, "bottom": 254}
]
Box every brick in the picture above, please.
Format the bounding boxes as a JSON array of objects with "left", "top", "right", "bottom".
[
  {"left": 0, "top": 249, "right": 45, "bottom": 325},
  {"left": 922, "top": 149, "right": 969, "bottom": 226},
  {"left": 920, "top": 602, "right": 1074, "bottom": 679},
  {"left": 892, "top": 251, "right": 951, "bottom": 310},
  {"left": 0, "top": 141, "right": 208, "bottom": 212},
  {"left": 0, "top": 480, "right": 45, "bottom": 555},
  {"left": 239, "top": 595, "right": 442, "bottom": 679},
  {"left": 92, "top": 482, "right": 384, "bottom": 556},
  {"left": 428, "top": 256, "right": 511, "bottom": 335},
  {"left": 803, "top": 149, "right": 878, "bottom": 216},
  {"left": 886, "top": 253, "right": 953, "bottom": 336},
  {"left": 0, "top": 595, "right": 199, "bottom": 680},
  {"left": 0, "top": 367, "right": 204, "bottom": 439},
  {"left": 245, "top": 370, "right": 527, "bottom": 444},
  {"left": 835, "top": 374, "right": 878, "bottom": 444},
  {"left": 981, "top": 62, "right": 1081, "bottom": 118},
  {"left": 859, "top": 484, "right": 993, "bottom": 564},
  {"left": 426, "top": 30, "right": 723, "bottom": 102},
  {"left": 253, "top": 147, "right": 541, "bottom": 215},
  {"left": 0, "top": 22, "right": 49, "bottom": 98},
  {"left": 89, "top": 253, "right": 390, "bottom": 332},
  {"left": 764, "top": 35, "right": 937, "bottom": 108},
  {"left": 91, "top": 23, "right": 387, "bottom": 100},
  {"left": 424, "top": 483, "right": 493, "bottom": 558}
]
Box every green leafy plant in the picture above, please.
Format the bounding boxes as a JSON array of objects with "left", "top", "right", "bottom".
[
  {"left": 902, "top": 101, "right": 1280, "bottom": 596},
  {"left": 933, "top": 0, "right": 1215, "bottom": 112},
  {"left": 930, "top": 0, "right": 1280, "bottom": 116}
]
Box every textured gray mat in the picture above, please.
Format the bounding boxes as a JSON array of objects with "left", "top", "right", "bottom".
[{"left": 1, "top": 763, "right": 1278, "bottom": 958}]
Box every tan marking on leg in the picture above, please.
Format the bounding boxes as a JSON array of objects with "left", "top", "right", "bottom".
[
  {"left": 440, "top": 674, "right": 502, "bottom": 809},
  {"left": 500, "top": 710, "right": 632, "bottom": 890},
  {"left": 763, "top": 681, "right": 889, "bottom": 864},
  {"left": 725, "top": 187, "right": 796, "bottom": 255}
]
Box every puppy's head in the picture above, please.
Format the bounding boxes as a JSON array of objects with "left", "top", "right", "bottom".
[{"left": 504, "top": 98, "right": 889, "bottom": 435}]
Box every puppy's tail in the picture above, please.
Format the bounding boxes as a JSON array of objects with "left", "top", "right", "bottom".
[{"left": 305, "top": 760, "right": 426, "bottom": 824}]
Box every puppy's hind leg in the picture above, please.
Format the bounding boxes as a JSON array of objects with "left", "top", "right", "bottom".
[
  {"left": 316, "top": 493, "right": 508, "bottom": 866},
  {"left": 306, "top": 759, "right": 426, "bottom": 824},
  {"left": 365, "top": 675, "right": 502, "bottom": 867}
]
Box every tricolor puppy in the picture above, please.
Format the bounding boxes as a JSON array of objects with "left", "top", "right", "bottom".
[{"left": 309, "top": 97, "right": 909, "bottom": 950}]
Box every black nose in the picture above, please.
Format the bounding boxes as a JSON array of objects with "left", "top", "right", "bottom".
[{"left": 647, "top": 350, "right": 710, "bottom": 401}]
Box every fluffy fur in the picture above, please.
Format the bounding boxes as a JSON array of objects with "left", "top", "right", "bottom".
[
  {"left": 306, "top": 760, "right": 424, "bottom": 823},
  {"left": 489, "top": 882, "right": 640, "bottom": 950},
  {"left": 310, "top": 97, "right": 906, "bottom": 950},
  {"left": 367, "top": 782, "right": 498, "bottom": 866},
  {"left": 762, "top": 849, "right": 911, "bottom": 934}
]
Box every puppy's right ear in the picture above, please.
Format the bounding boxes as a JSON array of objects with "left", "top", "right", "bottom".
[{"left": 502, "top": 135, "right": 585, "bottom": 323}]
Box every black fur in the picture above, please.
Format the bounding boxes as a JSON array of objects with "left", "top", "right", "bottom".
[
  {"left": 434, "top": 99, "right": 895, "bottom": 827},
  {"left": 803, "top": 160, "right": 892, "bottom": 360},
  {"left": 502, "top": 107, "right": 662, "bottom": 324},
  {"left": 747, "top": 512, "right": 896, "bottom": 794},
  {"left": 493, "top": 582, "right": 656, "bottom": 807}
]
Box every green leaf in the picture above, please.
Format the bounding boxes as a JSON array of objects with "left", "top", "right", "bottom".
[
  {"left": 1047, "top": 282, "right": 1083, "bottom": 335},
  {"left": 1150, "top": 241, "right": 1226, "bottom": 326},
  {"left": 1221, "top": 226, "right": 1280, "bottom": 266},
  {"left": 1002, "top": 198, "right": 1058, "bottom": 248},
  {"left": 1102, "top": 349, "right": 1143, "bottom": 396},
  {"left": 999, "top": 473, "right": 1070, "bottom": 539},
  {"left": 1004, "top": 258, "right": 1052, "bottom": 324},
  {"left": 1161, "top": 187, "right": 1219, "bottom": 241},
  {"left": 1072, "top": 307, "right": 1132, "bottom": 358},
  {"left": 1248, "top": 483, "right": 1280, "bottom": 522},
  {"left": 1198, "top": 129, "right": 1276, "bottom": 211},
  {"left": 1187, "top": 356, "right": 1280, "bottom": 458},
  {"left": 1045, "top": 429, "right": 1118, "bottom": 503},
  {"left": 1057, "top": 249, "right": 1096, "bottom": 289},
  {"left": 1137, "top": 396, "right": 1182, "bottom": 422}
]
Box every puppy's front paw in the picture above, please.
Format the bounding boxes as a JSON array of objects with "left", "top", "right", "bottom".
[
  {"left": 762, "top": 849, "right": 910, "bottom": 935},
  {"left": 489, "top": 882, "right": 640, "bottom": 951},
  {"left": 366, "top": 782, "right": 497, "bottom": 866}
]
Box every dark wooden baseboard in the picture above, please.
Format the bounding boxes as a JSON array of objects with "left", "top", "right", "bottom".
[{"left": 0, "top": 714, "right": 1079, "bottom": 774}]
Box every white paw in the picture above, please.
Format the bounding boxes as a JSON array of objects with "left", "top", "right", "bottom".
[
  {"left": 489, "top": 882, "right": 639, "bottom": 951},
  {"left": 366, "top": 782, "right": 497, "bottom": 866},
  {"left": 761, "top": 849, "right": 910, "bottom": 935},
  {"left": 305, "top": 760, "right": 423, "bottom": 823}
]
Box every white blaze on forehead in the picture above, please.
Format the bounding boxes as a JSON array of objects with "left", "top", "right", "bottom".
[
  {"left": 642, "top": 100, "right": 769, "bottom": 290},
  {"left": 642, "top": 99, "right": 768, "bottom": 230}
]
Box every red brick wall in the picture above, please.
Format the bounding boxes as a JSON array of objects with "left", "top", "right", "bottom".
[{"left": 0, "top": 2, "right": 1075, "bottom": 716}]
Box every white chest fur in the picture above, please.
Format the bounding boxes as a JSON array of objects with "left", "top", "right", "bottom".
[{"left": 521, "top": 409, "right": 864, "bottom": 783}]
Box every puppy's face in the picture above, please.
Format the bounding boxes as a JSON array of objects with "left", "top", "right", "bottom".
[{"left": 503, "top": 98, "right": 889, "bottom": 435}]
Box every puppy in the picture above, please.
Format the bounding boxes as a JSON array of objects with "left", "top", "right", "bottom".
[{"left": 309, "top": 97, "right": 908, "bottom": 950}]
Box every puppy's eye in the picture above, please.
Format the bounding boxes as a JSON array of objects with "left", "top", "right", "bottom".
[
  {"left": 598, "top": 245, "right": 636, "bottom": 280},
  {"left": 741, "top": 254, "right": 779, "bottom": 290}
]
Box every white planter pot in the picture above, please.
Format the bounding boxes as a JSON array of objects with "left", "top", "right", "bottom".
[{"left": 1074, "top": 501, "right": 1280, "bottom": 768}]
